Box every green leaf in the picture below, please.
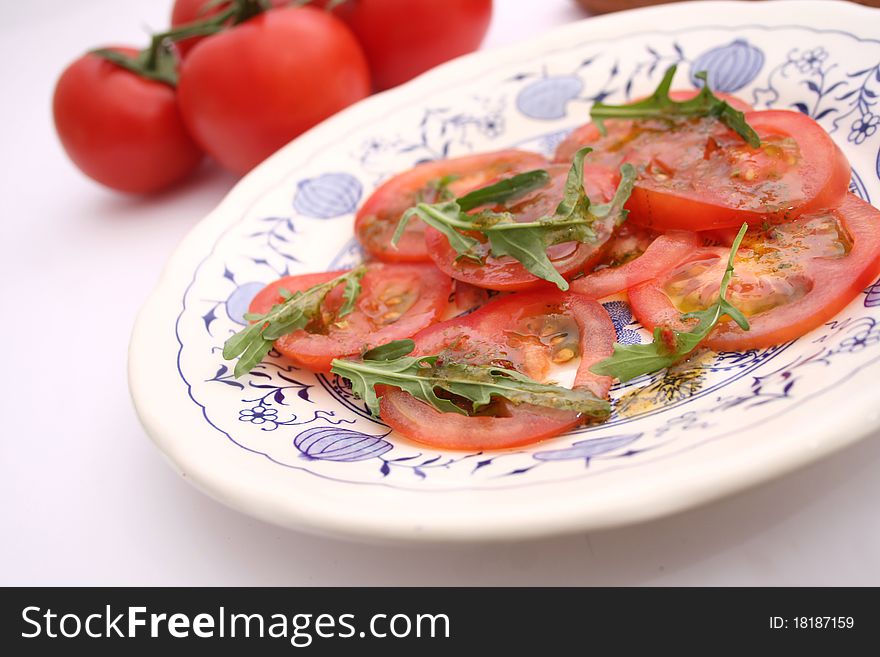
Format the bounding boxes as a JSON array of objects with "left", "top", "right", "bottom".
[
  {"left": 223, "top": 266, "right": 366, "bottom": 377},
  {"left": 233, "top": 336, "right": 274, "bottom": 379},
  {"left": 392, "top": 147, "right": 635, "bottom": 290},
  {"left": 591, "top": 163, "right": 637, "bottom": 221},
  {"left": 338, "top": 271, "right": 363, "bottom": 317},
  {"left": 362, "top": 339, "right": 415, "bottom": 361},
  {"left": 392, "top": 203, "right": 480, "bottom": 258},
  {"left": 589, "top": 328, "right": 680, "bottom": 383},
  {"left": 487, "top": 226, "right": 570, "bottom": 290},
  {"left": 456, "top": 169, "right": 551, "bottom": 212},
  {"left": 331, "top": 349, "right": 611, "bottom": 419},
  {"left": 332, "top": 354, "right": 464, "bottom": 417},
  {"left": 590, "top": 223, "right": 751, "bottom": 382},
  {"left": 590, "top": 65, "right": 761, "bottom": 148},
  {"left": 554, "top": 146, "right": 593, "bottom": 219}
]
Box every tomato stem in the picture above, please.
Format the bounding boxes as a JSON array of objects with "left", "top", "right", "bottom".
[{"left": 92, "top": 0, "right": 277, "bottom": 87}]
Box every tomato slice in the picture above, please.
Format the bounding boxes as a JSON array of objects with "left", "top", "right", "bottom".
[
  {"left": 570, "top": 229, "right": 700, "bottom": 299},
  {"left": 378, "top": 291, "right": 616, "bottom": 450},
  {"left": 628, "top": 194, "right": 880, "bottom": 351},
  {"left": 248, "top": 263, "right": 452, "bottom": 372},
  {"left": 445, "top": 279, "right": 492, "bottom": 318},
  {"left": 624, "top": 110, "right": 851, "bottom": 231},
  {"left": 355, "top": 149, "right": 547, "bottom": 263},
  {"left": 425, "top": 164, "right": 622, "bottom": 291},
  {"left": 554, "top": 90, "right": 753, "bottom": 164}
]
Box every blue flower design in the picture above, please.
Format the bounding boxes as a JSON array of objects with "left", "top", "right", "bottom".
[
  {"left": 293, "top": 173, "right": 362, "bottom": 219},
  {"left": 797, "top": 47, "right": 828, "bottom": 74},
  {"left": 691, "top": 39, "right": 764, "bottom": 93},
  {"left": 849, "top": 114, "right": 878, "bottom": 145},
  {"left": 602, "top": 301, "right": 642, "bottom": 345},
  {"left": 864, "top": 279, "right": 880, "bottom": 307},
  {"left": 294, "top": 427, "right": 393, "bottom": 462},
  {"left": 516, "top": 76, "right": 583, "bottom": 120},
  {"left": 480, "top": 113, "right": 505, "bottom": 138},
  {"left": 533, "top": 434, "right": 642, "bottom": 463},
  {"left": 225, "top": 281, "right": 266, "bottom": 325},
  {"left": 239, "top": 405, "right": 278, "bottom": 425}
]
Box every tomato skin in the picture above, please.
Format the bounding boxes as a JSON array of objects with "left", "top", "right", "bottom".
[
  {"left": 570, "top": 230, "right": 700, "bottom": 299},
  {"left": 248, "top": 263, "right": 452, "bottom": 372},
  {"left": 52, "top": 49, "right": 203, "bottom": 194},
  {"left": 560, "top": 104, "right": 850, "bottom": 232},
  {"left": 379, "top": 291, "right": 616, "bottom": 450},
  {"left": 170, "top": 0, "right": 287, "bottom": 57},
  {"left": 628, "top": 194, "right": 880, "bottom": 351},
  {"left": 177, "top": 7, "right": 370, "bottom": 174},
  {"left": 626, "top": 111, "right": 851, "bottom": 231},
  {"left": 425, "top": 164, "right": 621, "bottom": 291},
  {"left": 329, "top": 0, "right": 493, "bottom": 91},
  {"left": 554, "top": 90, "right": 753, "bottom": 164},
  {"left": 356, "top": 150, "right": 547, "bottom": 263}
]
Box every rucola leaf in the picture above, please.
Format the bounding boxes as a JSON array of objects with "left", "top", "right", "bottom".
[
  {"left": 590, "top": 65, "right": 761, "bottom": 148},
  {"left": 590, "top": 223, "right": 751, "bottom": 382},
  {"left": 392, "top": 148, "right": 636, "bottom": 290},
  {"left": 223, "top": 266, "right": 366, "bottom": 377},
  {"left": 331, "top": 339, "right": 610, "bottom": 419}
]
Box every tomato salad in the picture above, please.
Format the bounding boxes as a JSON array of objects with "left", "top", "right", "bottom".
[{"left": 224, "top": 65, "right": 880, "bottom": 451}]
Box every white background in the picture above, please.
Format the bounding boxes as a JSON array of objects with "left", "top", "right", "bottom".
[{"left": 2, "top": 0, "right": 878, "bottom": 585}]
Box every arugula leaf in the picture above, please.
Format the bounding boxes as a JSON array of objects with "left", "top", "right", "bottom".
[
  {"left": 395, "top": 201, "right": 481, "bottom": 259},
  {"left": 457, "top": 169, "right": 551, "bottom": 212},
  {"left": 362, "top": 339, "right": 416, "bottom": 361},
  {"left": 331, "top": 339, "right": 610, "bottom": 419},
  {"left": 392, "top": 148, "right": 637, "bottom": 290},
  {"left": 590, "top": 65, "right": 761, "bottom": 148},
  {"left": 590, "top": 223, "right": 751, "bottom": 383},
  {"left": 223, "top": 266, "right": 366, "bottom": 377}
]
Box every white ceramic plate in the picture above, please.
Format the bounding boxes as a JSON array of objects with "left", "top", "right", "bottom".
[{"left": 130, "top": 0, "right": 880, "bottom": 542}]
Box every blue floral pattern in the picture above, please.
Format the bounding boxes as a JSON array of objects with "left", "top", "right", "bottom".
[
  {"left": 293, "top": 173, "right": 362, "bottom": 219},
  {"left": 174, "top": 23, "right": 880, "bottom": 491},
  {"left": 690, "top": 39, "right": 764, "bottom": 92}
]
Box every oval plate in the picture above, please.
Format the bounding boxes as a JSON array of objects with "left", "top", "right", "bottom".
[{"left": 130, "top": 0, "right": 880, "bottom": 542}]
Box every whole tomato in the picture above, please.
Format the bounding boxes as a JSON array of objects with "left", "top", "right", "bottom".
[
  {"left": 177, "top": 6, "right": 370, "bottom": 174},
  {"left": 330, "top": 0, "right": 493, "bottom": 90},
  {"left": 53, "top": 48, "right": 203, "bottom": 194},
  {"left": 170, "top": 0, "right": 287, "bottom": 58}
]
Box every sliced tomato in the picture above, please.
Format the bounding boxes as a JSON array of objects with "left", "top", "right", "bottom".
[
  {"left": 445, "top": 279, "right": 492, "bottom": 318},
  {"left": 378, "top": 291, "right": 616, "bottom": 450},
  {"left": 554, "top": 90, "right": 753, "bottom": 164},
  {"left": 425, "top": 164, "right": 621, "bottom": 291},
  {"left": 592, "top": 222, "right": 659, "bottom": 266},
  {"left": 628, "top": 194, "right": 880, "bottom": 351},
  {"left": 625, "top": 110, "right": 851, "bottom": 231},
  {"left": 570, "top": 229, "right": 700, "bottom": 299},
  {"left": 248, "top": 263, "right": 452, "bottom": 372},
  {"left": 355, "top": 149, "right": 547, "bottom": 263}
]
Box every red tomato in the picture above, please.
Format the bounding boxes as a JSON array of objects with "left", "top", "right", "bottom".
[
  {"left": 570, "top": 229, "right": 700, "bottom": 300},
  {"left": 170, "top": 0, "right": 287, "bottom": 58},
  {"left": 447, "top": 280, "right": 492, "bottom": 318},
  {"left": 379, "top": 291, "right": 616, "bottom": 450},
  {"left": 624, "top": 110, "right": 851, "bottom": 231},
  {"left": 52, "top": 49, "right": 203, "bottom": 194},
  {"left": 558, "top": 100, "right": 850, "bottom": 232},
  {"left": 425, "top": 164, "right": 622, "bottom": 291},
  {"left": 628, "top": 194, "right": 880, "bottom": 351},
  {"left": 177, "top": 7, "right": 370, "bottom": 174},
  {"left": 355, "top": 150, "right": 547, "bottom": 262},
  {"left": 248, "top": 263, "right": 452, "bottom": 372},
  {"left": 554, "top": 90, "right": 753, "bottom": 164},
  {"left": 329, "top": 0, "right": 493, "bottom": 90}
]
